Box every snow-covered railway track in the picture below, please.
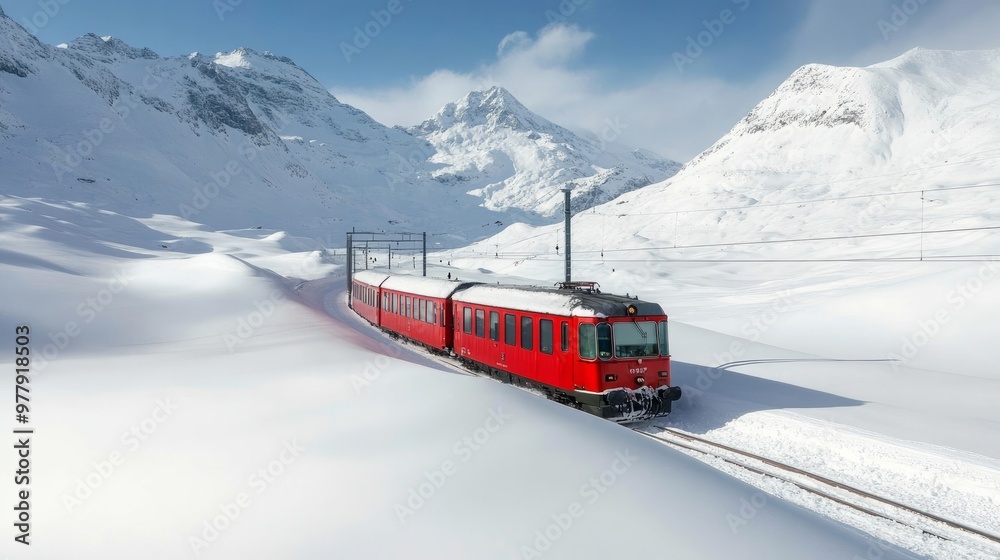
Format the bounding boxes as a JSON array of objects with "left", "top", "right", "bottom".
[{"left": 634, "top": 426, "right": 1000, "bottom": 553}]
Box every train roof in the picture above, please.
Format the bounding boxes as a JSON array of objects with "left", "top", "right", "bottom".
[
  {"left": 352, "top": 270, "right": 480, "bottom": 298},
  {"left": 382, "top": 274, "right": 480, "bottom": 298},
  {"left": 452, "top": 284, "right": 665, "bottom": 318},
  {"left": 352, "top": 270, "right": 392, "bottom": 286}
]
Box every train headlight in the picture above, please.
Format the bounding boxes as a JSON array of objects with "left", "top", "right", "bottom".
[
  {"left": 604, "top": 374, "right": 618, "bottom": 382},
  {"left": 658, "top": 371, "right": 668, "bottom": 377},
  {"left": 636, "top": 376, "right": 645, "bottom": 386},
  {"left": 626, "top": 304, "right": 637, "bottom": 316}
]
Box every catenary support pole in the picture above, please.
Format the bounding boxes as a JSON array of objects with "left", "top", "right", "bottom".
[{"left": 563, "top": 187, "right": 572, "bottom": 282}]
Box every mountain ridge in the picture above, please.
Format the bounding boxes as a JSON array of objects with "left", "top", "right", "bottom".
[
  {"left": 409, "top": 86, "right": 681, "bottom": 217},
  {"left": 1, "top": 16, "right": 677, "bottom": 236},
  {"left": 468, "top": 47, "right": 1000, "bottom": 272}
]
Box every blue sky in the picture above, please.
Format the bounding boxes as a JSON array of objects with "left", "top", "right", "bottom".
[{"left": 6, "top": 0, "right": 1000, "bottom": 160}]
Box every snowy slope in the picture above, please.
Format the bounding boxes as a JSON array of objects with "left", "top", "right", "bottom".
[
  {"left": 409, "top": 87, "right": 681, "bottom": 217},
  {"left": 0, "top": 198, "right": 924, "bottom": 560}
]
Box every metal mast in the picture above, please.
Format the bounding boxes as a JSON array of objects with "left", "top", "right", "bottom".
[{"left": 562, "top": 186, "right": 572, "bottom": 282}]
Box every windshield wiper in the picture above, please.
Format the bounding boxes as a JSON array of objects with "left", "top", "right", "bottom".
[{"left": 631, "top": 319, "right": 647, "bottom": 340}]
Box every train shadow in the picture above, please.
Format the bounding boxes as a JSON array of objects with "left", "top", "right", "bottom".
[{"left": 651, "top": 360, "right": 867, "bottom": 434}]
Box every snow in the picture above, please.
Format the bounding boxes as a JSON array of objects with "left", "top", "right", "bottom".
[
  {"left": 409, "top": 86, "right": 682, "bottom": 218},
  {"left": 0, "top": 200, "right": 924, "bottom": 559},
  {"left": 381, "top": 273, "right": 478, "bottom": 299},
  {"left": 1, "top": 192, "right": 990, "bottom": 558},
  {"left": 213, "top": 49, "right": 253, "bottom": 69},
  {"left": 453, "top": 283, "right": 637, "bottom": 318},
  {"left": 352, "top": 269, "right": 392, "bottom": 287}
]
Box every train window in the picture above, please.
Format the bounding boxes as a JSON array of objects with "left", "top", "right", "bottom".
[
  {"left": 489, "top": 312, "right": 500, "bottom": 341},
  {"left": 659, "top": 321, "right": 669, "bottom": 356},
  {"left": 612, "top": 321, "right": 658, "bottom": 358},
  {"left": 425, "top": 301, "right": 432, "bottom": 324},
  {"left": 430, "top": 302, "right": 437, "bottom": 325},
  {"left": 504, "top": 314, "right": 516, "bottom": 346},
  {"left": 597, "top": 323, "right": 613, "bottom": 360},
  {"left": 440, "top": 305, "right": 446, "bottom": 327},
  {"left": 419, "top": 299, "right": 426, "bottom": 322},
  {"left": 520, "top": 317, "right": 533, "bottom": 350},
  {"left": 406, "top": 296, "right": 411, "bottom": 318},
  {"left": 463, "top": 307, "right": 473, "bottom": 334},
  {"left": 561, "top": 322, "right": 569, "bottom": 352},
  {"left": 475, "top": 309, "right": 485, "bottom": 338},
  {"left": 393, "top": 293, "right": 398, "bottom": 314},
  {"left": 539, "top": 319, "right": 553, "bottom": 354},
  {"left": 578, "top": 324, "right": 597, "bottom": 359}
]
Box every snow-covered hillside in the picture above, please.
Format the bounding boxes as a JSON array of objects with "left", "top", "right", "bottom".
[
  {"left": 409, "top": 87, "right": 681, "bottom": 217},
  {"left": 470, "top": 48, "right": 1000, "bottom": 261},
  {"left": 0, "top": 13, "right": 540, "bottom": 239},
  {"left": 1, "top": 14, "right": 675, "bottom": 239},
  {"left": 0, "top": 195, "right": 929, "bottom": 560}
]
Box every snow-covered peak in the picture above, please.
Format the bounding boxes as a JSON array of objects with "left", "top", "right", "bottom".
[
  {"left": 213, "top": 47, "right": 299, "bottom": 71},
  {"left": 414, "top": 86, "right": 558, "bottom": 135},
  {"left": 0, "top": 5, "right": 6, "bottom": 18},
  {"left": 409, "top": 87, "right": 681, "bottom": 217},
  {"left": 66, "top": 33, "right": 158, "bottom": 62},
  {"left": 214, "top": 47, "right": 255, "bottom": 68},
  {"left": 689, "top": 47, "right": 1000, "bottom": 174}
]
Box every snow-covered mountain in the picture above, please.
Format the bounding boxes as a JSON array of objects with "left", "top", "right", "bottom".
[
  {"left": 472, "top": 48, "right": 1000, "bottom": 267},
  {"left": 0, "top": 14, "right": 678, "bottom": 240},
  {"left": 408, "top": 87, "right": 681, "bottom": 217},
  {"left": 0, "top": 13, "right": 515, "bottom": 239}
]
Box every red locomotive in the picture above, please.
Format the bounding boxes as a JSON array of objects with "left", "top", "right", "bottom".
[{"left": 350, "top": 270, "right": 681, "bottom": 422}]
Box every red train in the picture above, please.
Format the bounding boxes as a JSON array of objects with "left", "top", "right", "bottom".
[{"left": 350, "top": 270, "right": 681, "bottom": 422}]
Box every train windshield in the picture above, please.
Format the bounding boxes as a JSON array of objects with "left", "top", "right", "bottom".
[{"left": 613, "top": 321, "right": 658, "bottom": 358}]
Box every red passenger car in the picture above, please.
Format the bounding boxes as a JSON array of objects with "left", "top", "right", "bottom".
[
  {"left": 351, "top": 271, "right": 389, "bottom": 326},
  {"left": 377, "top": 275, "right": 478, "bottom": 350}
]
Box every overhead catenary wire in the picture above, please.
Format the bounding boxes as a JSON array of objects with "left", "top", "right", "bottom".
[
  {"left": 586, "top": 181, "right": 1000, "bottom": 218},
  {"left": 421, "top": 171, "right": 1000, "bottom": 264}
]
